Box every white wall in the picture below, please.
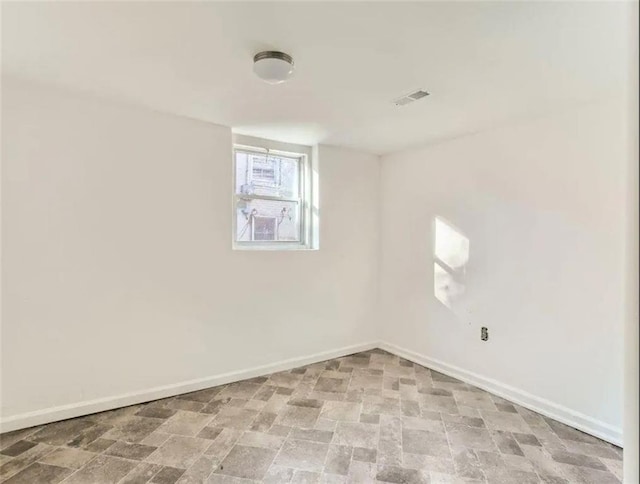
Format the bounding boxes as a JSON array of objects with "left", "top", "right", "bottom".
[
  {"left": 0, "top": 78, "right": 380, "bottom": 427},
  {"left": 623, "top": 2, "right": 639, "bottom": 478},
  {"left": 379, "top": 98, "right": 629, "bottom": 444},
  {"left": 0, "top": 76, "right": 633, "bottom": 449}
]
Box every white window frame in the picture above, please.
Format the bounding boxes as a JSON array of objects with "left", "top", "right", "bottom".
[{"left": 232, "top": 137, "right": 316, "bottom": 251}]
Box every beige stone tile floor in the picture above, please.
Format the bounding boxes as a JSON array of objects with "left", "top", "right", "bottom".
[{"left": 0, "top": 349, "right": 623, "bottom": 483}]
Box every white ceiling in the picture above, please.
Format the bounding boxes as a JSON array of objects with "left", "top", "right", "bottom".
[{"left": 1, "top": 1, "right": 633, "bottom": 155}]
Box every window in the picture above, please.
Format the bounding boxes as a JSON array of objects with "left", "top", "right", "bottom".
[{"left": 234, "top": 142, "right": 314, "bottom": 249}]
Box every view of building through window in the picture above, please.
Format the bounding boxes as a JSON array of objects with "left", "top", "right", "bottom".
[
  {"left": 234, "top": 149, "right": 303, "bottom": 244},
  {"left": 252, "top": 216, "right": 277, "bottom": 241}
]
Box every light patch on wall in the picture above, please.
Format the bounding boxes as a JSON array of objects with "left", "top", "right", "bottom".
[{"left": 433, "top": 217, "right": 469, "bottom": 309}]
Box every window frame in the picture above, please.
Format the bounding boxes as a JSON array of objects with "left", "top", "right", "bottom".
[{"left": 232, "top": 143, "right": 312, "bottom": 250}]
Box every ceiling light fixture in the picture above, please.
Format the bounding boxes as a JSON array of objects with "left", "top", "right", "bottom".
[{"left": 253, "top": 51, "right": 295, "bottom": 84}]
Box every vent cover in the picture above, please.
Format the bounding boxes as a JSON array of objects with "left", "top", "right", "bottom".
[{"left": 393, "top": 89, "right": 430, "bottom": 107}]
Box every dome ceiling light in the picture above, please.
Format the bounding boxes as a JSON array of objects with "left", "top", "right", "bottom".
[{"left": 253, "top": 51, "right": 295, "bottom": 84}]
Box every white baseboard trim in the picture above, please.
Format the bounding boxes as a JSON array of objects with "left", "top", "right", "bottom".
[
  {"left": 379, "top": 341, "right": 623, "bottom": 447},
  {"left": 2, "top": 340, "right": 622, "bottom": 447},
  {"left": 0, "top": 341, "right": 379, "bottom": 434}
]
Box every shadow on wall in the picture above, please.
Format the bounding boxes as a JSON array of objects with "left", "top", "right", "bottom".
[{"left": 433, "top": 216, "right": 469, "bottom": 312}]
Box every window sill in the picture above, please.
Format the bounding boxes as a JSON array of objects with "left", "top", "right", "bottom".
[{"left": 232, "top": 243, "right": 318, "bottom": 251}]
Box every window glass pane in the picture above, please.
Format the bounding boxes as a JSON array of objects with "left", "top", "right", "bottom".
[
  {"left": 277, "top": 156, "right": 299, "bottom": 199},
  {"left": 236, "top": 198, "right": 300, "bottom": 242},
  {"left": 235, "top": 151, "right": 248, "bottom": 194},
  {"left": 235, "top": 151, "right": 299, "bottom": 199}
]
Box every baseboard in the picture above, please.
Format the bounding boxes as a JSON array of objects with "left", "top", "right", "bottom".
[
  {"left": 0, "top": 341, "right": 379, "bottom": 434},
  {"left": 2, "top": 340, "right": 622, "bottom": 447},
  {"left": 379, "top": 341, "right": 623, "bottom": 447}
]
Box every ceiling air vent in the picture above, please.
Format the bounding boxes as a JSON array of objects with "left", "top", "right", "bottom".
[{"left": 393, "top": 89, "right": 430, "bottom": 107}]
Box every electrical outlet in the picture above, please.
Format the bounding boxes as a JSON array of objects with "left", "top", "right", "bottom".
[{"left": 481, "top": 327, "right": 489, "bottom": 341}]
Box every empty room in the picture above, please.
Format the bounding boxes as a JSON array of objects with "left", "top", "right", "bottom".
[{"left": 1, "top": 2, "right": 638, "bottom": 483}]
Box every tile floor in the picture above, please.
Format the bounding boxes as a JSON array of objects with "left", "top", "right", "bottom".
[{"left": 0, "top": 349, "right": 623, "bottom": 483}]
